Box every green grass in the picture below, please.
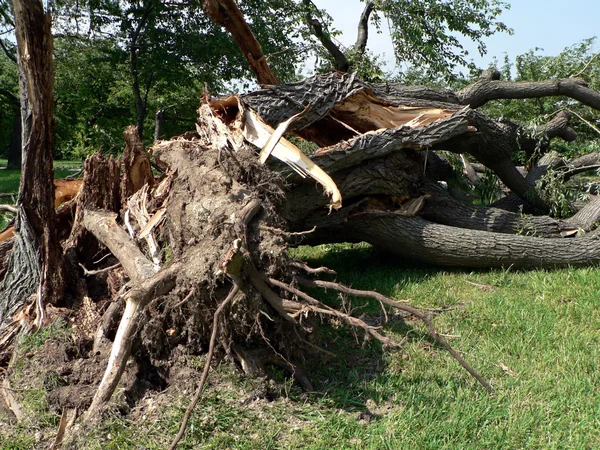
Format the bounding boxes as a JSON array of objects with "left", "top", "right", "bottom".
[
  {"left": 0, "top": 165, "right": 81, "bottom": 194},
  {"left": 3, "top": 243, "right": 600, "bottom": 449}
]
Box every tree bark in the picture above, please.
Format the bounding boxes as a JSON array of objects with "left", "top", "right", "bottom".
[
  {"left": 354, "top": 1, "right": 374, "bottom": 56},
  {"left": 457, "top": 69, "right": 600, "bottom": 109},
  {"left": 342, "top": 213, "right": 600, "bottom": 269},
  {"left": 209, "top": 72, "right": 600, "bottom": 270},
  {"left": 0, "top": 0, "right": 65, "bottom": 325}
]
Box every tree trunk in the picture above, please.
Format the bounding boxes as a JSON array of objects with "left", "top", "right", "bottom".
[
  {"left": 0, "top": 0, "right": 64, "bottom": 325},
  {"left": 208, "top": 72, "right": 600, "bottom": 270}
]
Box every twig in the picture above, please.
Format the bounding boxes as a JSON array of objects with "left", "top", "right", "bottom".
[
  {"left": 566, "top": 108, "right": 600, "bottom": 136},
  {"left": 570, "top": 53, "right": 599, "bottom": 78},
  {"left": 560, "top": 164, "right": 600, "bottom": 179},
  {"left": 0, "top": 205, "right": 17, "bottom": 214},
  {"left": 169, "top": 283, "right": 239, "bottom": 450},
  {"left": 290, "top": 260, "right": 336, "bottom": 275},
  {"left": 297, "top": 277, "right": 493, "bottom": 394},
  {"left": 79, "top": 262, "right": 121, "bottom": 276},
  {"left": 259, "top": 225, "right": 316, "bottom": 237}
]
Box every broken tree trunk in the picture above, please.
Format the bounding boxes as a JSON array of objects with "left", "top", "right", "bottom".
[
  {"left": 203, "top": 0, "right": 279, "bottom": 86},
  {"left": 207, "top": 71, "right": 600, "bottom": 269}
]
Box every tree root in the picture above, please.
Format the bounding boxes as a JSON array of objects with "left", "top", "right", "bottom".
[
  {"left": 83, "top": 209, "right": 180, "bottom": 424},
  {"left": 265, "top": 276, "right": 394, "bottom": 346},
  {"left": 296, "top": 277, "right": 493, "bottom": 394},
  {"left": 169, "top": 282, "right": 239, "bottom": 450},
  {"left": 290, "top": 260, "right": 336, "bottom": 275}
]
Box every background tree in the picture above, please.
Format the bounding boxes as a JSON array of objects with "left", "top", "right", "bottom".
[
  {"left": 484, "top": 38, "right": 600, "bottom": 161},
  {"left": 0, "top": 10, "right": 20, "bottom": 169},
  {"left": 302, "top": 0, "right": 511, "bottom": 81},
  {"left": 52, "top": 0, "right": 305, "bottom": 144}
]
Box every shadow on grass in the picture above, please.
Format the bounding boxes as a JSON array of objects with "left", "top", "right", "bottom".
[{"left": 289, "top": 242, "right": 501, "bottom": 416}]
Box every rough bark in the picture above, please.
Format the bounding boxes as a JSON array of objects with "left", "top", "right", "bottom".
[
  {"left": 420, "top": 182, "right": 575, "bottom": 237},
  {"left": 458, "top": 69, "right": 600, "bottom": 109},
  {"left": 0, "top": 0, "right": 65, "bottom": 325},
  {"left": 210, "top": 72, "right": 600, "bottom": 269},
  {"left": 354, "top": 1, "right": 374, "bottom": 56},
  {"left": 302, "top": 0, "right": 349, "bottom": 72},
  {"left": 65, "top": 153, "right": 121, "bottom": 259}
]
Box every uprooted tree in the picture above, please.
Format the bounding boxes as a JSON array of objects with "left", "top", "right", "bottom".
[{"left": 3, "top": 0, "right": 600, "bottom": 447}]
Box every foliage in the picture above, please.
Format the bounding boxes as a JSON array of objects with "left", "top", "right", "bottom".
[
  {"left": 483, "top": 38, "right": 600, "bottom": 161},
  {"left": 474, "top": 169, "right": 502, "bottom": 206},
  {"left": 304, "top": 0, "right": 510, "bottom": 83},
  {"left": 0, "top": 39, "right": 18, "bottom": 159},
  {"left": 1, "top": 0, "right": 309, "bottom": 159},
  {"left": 376, "top": 0, "right": 511, "bottom": 81}
]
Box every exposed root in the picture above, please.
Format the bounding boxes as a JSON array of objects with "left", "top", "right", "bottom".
[
  {"left": 247, "top": 263, "right": 298, "bottom": 323},
  {"left": 169, "top": 287, "right": 196, "bottom": 309},
  {"left": 169, "top": 282, "right": 240, "bottom": 450},
  {"left": 79, "top": 262, "right": 121, "bottom": 277},
  {"left": 254, "top": 314, "right": 314, "bottom": 391},
  {"left": 296, "top": 277, "right": 493, "bottom": 394},
  {"left": 290, "top": 260, "right": 336, "bottom": 275},
  {"left": 265, "top": 276, "right": 395, "bottom": 347},
  {"left": 0, "top": 351, "right": 23, "bottom": 421},
  {"left": 92, "top": 300, "right": 123, "bottom": 354},
  {"left": 259, "top": 224, "right": 317, "bottom": 239}
]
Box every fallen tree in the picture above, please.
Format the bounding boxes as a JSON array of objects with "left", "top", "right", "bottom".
[{"left": 3, "top": 68, "right": 600, "bottom": 447}]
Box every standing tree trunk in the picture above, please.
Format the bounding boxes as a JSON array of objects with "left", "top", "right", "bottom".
[
  {"left": 0, "top": 0, "right": 65, "bottom": 325},
  {"left": 130, "top": 0, "right": 156, "bottom": 139}
]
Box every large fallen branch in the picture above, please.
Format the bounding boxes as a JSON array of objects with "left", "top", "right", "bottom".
[{"left": 82, "top": 210, "right": 179, "bottom": 423}]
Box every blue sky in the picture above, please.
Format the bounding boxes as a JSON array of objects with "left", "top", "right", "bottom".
[{"left": 313, "top": 0, "right": 599, "bottom": 72}]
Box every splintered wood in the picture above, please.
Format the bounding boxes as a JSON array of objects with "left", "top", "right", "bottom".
[{"left": 330, "top": 91, "right": 456, "bottom": 133}]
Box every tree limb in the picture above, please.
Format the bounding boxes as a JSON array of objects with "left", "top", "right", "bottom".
[
  {"left": 354, "top": 1, "right": 374, "bottom": 56},
  {"left": 302, "top": 0, "right": 349, "bottom": 72},
  {"left": 203, "top": 0, "right": 279, "bottom": 85},
  {"left": 458, "top": 69, "right": 600, "bottom": 110}
]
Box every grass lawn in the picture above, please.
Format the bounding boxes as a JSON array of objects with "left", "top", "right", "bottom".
[
  {"left": 0, "top": 160, "right": 81, "bottom": 195},
  {"left": 2, "top": 243, "right": 599, "bottom": 449}
]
